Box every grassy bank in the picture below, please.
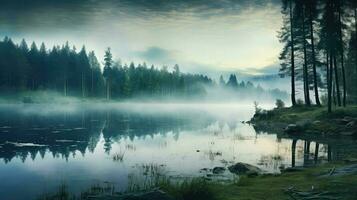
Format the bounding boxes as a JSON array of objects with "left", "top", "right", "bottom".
[
  {"left": 212, "top": 161, "right": 357, "bottom": 200},
  {"left": 250, "top": 105, "right": 357, "bottom": 136},
  {"left": 39, "top": 162, "right": 357, "bottom": 200}
]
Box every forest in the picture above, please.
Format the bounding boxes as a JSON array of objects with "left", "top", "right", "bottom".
[
  {"left": 0, "top": 37, "right": 287, "bottom": 101},
  {"left": 279, "top": 0, "right": 357, "bottom": 111}
]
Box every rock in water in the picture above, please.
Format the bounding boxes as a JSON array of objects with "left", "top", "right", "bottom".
[
  {"left": 228, "top": 162, "right": 261, "bottom": 175},
  {"left": 212, "top": 167, "right": 226, "bottom": 174},
  {"left": 284, "top": 124, "right": 301, "bottom": 133}
]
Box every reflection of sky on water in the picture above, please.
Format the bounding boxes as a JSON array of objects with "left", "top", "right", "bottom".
[{"left": 0, "top": 103, "right": 330, "bottom": 199}]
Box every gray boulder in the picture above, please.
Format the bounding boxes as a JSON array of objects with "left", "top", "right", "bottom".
[{"left": 228, "top": 162, "right": 262, "bottom": 175}]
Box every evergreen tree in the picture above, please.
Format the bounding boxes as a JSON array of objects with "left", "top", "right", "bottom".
[
  {"left": 279, "top": 0, "right": 297, "bottom": 106},
  {"left": 227, "top": 74, "right": 238, "bottom": 88},
  {"left": 219, "top": 75, "right": 226, "bottom": 86},
  {"left": 88, "top": 51, "right": 104, "bottom": 97},
  {"left": 103, "top": 48, "right": 113, "bottom": 100}
]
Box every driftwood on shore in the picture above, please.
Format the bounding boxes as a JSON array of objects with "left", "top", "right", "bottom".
[{"left": 284, "top": 186, "right": 340, "bottom": 200}]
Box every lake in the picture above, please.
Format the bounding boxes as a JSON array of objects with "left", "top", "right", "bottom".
[{"left": 0, "top": 103, "right": 353, "bottom": 199}]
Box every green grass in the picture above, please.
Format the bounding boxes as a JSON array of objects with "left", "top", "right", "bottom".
[
  {"left": 210, "top": 162, "right": 357, "bottom": 200},
  {"left": 161, "top": 178, "right": 217, "bottom": 200},
  {"left": 37, "top": 178, "right": 217, "bottom": 200},
  {"left": 251, "top": 105, "right": 357, "bottom": 134},
  {"left": 38, "top": 162, "right": 357, "bottom": 200},
  {"left": 255, "top": 105, "right": 357, "bottom": 122}
]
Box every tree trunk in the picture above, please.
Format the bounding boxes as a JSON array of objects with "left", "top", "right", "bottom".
[
  {"left": 106, "top": 80, "right": 109, "bottom": 100},
  {"left": 314, "top": 143, "right": 319, "bottom": 164},
  {"left": 304, "top": 141, "right": 311, "bottom": 166},
  {"left": 292, "top": 139, "right": 297, "bottom": 167},
  {"left": 333, "top": 80, "right": 336, "bottom": 106},
  {"left": 333, "top": 56, "right": 342, "bottom": 106},
  {"left": 309, "top": 7, "right": 320, "bottom": 105},
  {"left": 290, "top": 1, "right": 296, "bottom": 106},
  {"left": 341, "top": 52, "right": 346, "bottom": 106},
  {"left": 106, "top": 78, "right": 111, "bottom": 100},
  {"left": 355, "top": 9, "right": 357, "bottom": 96},
  {"left": 63, "top": 74, "right": 67, "bottom": 97},
  {"left": 328, "top": 52, "right": 333, "bottom": 113},
  {"left": 91, "top": 68, "right": 94, "bottom": 97},
  {"left": 81, "top": 72, "right": 85, "bottom": 98},
  {"left": 302, "top": 7, "right": 311, "bottom": 106},
  {"left": 338, "top": 6, "right": 346, "bottom": 107}
]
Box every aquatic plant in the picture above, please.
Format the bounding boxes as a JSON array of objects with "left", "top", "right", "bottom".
[
  {"left": 112, "top": 151, "right": 125, "bottom": 162},
  {"left": 37, "top": 184, "right": 74, "bottom": 200},
  {"left": 127, "top": 163, "right": 168, "bottom": 192},
  {"left": 39, "top": 177, "right": 217, "bottom": 200}
]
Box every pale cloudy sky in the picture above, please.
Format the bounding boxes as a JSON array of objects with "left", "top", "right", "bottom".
[{"left": 0, "top": 0, "right": 282, "bottom": 74}]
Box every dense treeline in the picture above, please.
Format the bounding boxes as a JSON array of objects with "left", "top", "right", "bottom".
[
  {"left": 0, "top": 37, "right": 287, "bottom": 101},
  {"left": 0, "top": 37, "right": 213, "bottom": 99},
  {"left": 0, "top": 37, "right": 104, "bottom": 97},
  {"left": 101, "top": 48, "right": 212, "bottom": 99},
  {"left": 279, "top": 0, "right": 357, "bottom": 112}
]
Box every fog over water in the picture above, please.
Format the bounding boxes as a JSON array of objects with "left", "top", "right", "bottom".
[{"left": 0, "top": 102, "right": 345, "bottom": 199}]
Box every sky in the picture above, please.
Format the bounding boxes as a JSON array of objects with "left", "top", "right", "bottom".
[{"left": 0, "top": 0, "right": 282, "bottom": 75}]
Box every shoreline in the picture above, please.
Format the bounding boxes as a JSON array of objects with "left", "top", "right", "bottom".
[
  {"left": 249, "top": 105, "right": 357, "bottom": 137},
  {"left": 39, "top": 161, "right": 357, "bottom": 200}
]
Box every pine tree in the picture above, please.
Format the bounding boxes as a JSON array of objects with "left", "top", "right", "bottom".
[
  {"left": 279, "top": 0, "right": 297, "bottom": 106},
  {"left": 103, "top": 48, "right": 113, "bottom": 100}
]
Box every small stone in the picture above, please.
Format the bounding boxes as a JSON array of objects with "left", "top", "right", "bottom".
[
  {"left": 200, "top": 168, "right": 210, "bottom": 172},
  {"left": 212, "top": 167, "right": 226, "bottom": 174}
]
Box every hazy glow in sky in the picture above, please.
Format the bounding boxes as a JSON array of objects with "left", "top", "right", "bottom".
[{"left": 0, "top": 0, "right": 282, "bottom": 73}]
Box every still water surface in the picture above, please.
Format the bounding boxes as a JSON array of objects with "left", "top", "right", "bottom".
[{"left": 0, "top": 103, "right": 349, "bottom": 199}]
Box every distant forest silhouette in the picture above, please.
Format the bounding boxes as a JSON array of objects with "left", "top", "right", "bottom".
[{"left": 0, "top": 37, "right": 287, "bottom": 101}]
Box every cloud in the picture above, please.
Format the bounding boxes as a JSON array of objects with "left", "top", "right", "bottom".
[
  {"left": 232, "top": 64, "right": 280, "bottom": 76},
  {"left": 135, "top": 47, "right": 176, "bottom": 64},
  {"left": 0, "top": 0, "right": 280, "bottom": 31},
  {"left": 1, "top": 0, "right": 283, "bottom": 74}
]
